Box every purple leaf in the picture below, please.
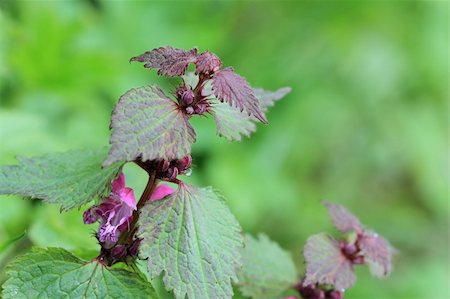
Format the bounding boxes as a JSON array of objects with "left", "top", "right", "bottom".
[
  {"left": 359, "top": 232, "right": 393, "bottom": 277},
  {"left": 303, "top": 233, "right": 356, "bottom": 290},
  {"left": 212, "top": 67, "right": 267, "bottom": 123},
  {"left": 324, "top": 201, "right": 363, "bottom": 234},
  {"left": 130, "top": 47, "right": 198, "bottom": 77},
  {"left": 211, "top": 86, "right": 291, "bottom": 141},
  {"left": 104, "top": 86, "right": 196, "bottom": 166}
]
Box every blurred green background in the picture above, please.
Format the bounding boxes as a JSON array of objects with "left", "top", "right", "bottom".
[{"left": 0, "top": 1, "right": 448, "bottom": 298}]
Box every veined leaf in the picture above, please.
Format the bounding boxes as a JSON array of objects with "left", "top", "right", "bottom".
[
  {"left": 212, "top": 87, "right": 291, "bottom": 141},
  {"left": 212, "top": 67, "right": 267, "bottom": 123},
  {"left": 323, "top": 201, "right": 363, "bottom": 234},
  {"left": 359, "top": 231, "right": 394, "bottom": 278},
  {"left": 0, "top": 149, "right": 122, "bottom": 211},
  {"left": 303, "top": 233, "right": 356, "bottom": 290},
  {"left": 131, "top": 46, "right": 198, "bottom": 77},
  {"left": 137, "top": 183, "right": 243, "bottom": 299},
  {"left": 2, "top": 247, "right": 156, "bottom": 299},
  {"left": 238, "top": 234, "right": 298, "bottom": 299},
  {"left": 104, "top": 86, "right": 196, "bottom": 166}
]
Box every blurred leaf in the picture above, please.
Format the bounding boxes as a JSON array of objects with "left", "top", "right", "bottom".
[
  {"left": 28, "top": 205, "right": 99, "bottom": 257},
  {"left": 303, "top": 233, "right": 356, "bottom": 290},
  {"left": 238, "top": 234, "right": 298, "bottom": 299},
  {"left": 324, "top": 201, "right": 363, "bottom": 234},
  {"left": 0, "top": 231, "right": 25, "bottom": 252},
  {"left": 359, "top": 231, "right": 394, "bottom": 278}
]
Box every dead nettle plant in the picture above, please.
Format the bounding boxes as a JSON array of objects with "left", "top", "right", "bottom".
[{"left": 0, "top": 46, "right": 394, "bottom": 299}]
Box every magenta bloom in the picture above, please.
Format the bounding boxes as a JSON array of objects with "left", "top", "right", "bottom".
[
  {"left": 150, "top": 184, "right": 175, "bottom": 201},
  {"left": 83, "top": 173, "right": 136, "bottom": 248}
]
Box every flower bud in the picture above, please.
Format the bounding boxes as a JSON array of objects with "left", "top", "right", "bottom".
[
  {"left": 111, "top": 245, "right": 127, "bottom": 260},
  {"left": 129, "top": 239, "right": 142, "bottom": 257},
  {"left": 328, "top": 290, "right": 343, "bottom": 299},
  {"left": 181, "top": 90, "right": 194, "bottom": 105},
  {"left": 194, "top": 103, "right": 207, "bottom": 115},
  {"left": 185, "top": 106, "right": 194, "bottom": 115},
  {"left": 195, "top": 51, "right": 222, "bottom": 74}
]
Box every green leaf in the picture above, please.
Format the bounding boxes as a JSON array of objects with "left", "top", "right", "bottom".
[
  {"left": 212, "top": 87, "right": 291, "bottom": 141},
  {"left": 0, "top": 149, "right": 122, "bottom": 211},
  {"left": 137, "top": 183, "right": 243, "bottom": 299},
  {"left": 2, "top": 247, "right": 156, "bottom": 299},
  {"left": 237, "top": 234, "right": 298, "bottom": 299},
  {"left": 104, "top": 86, "right": 196, "bottom": 166}
]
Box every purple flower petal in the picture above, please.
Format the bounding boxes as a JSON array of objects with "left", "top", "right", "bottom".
[{"left": 151, "top": 184, "right": 175, "bottom": 201}]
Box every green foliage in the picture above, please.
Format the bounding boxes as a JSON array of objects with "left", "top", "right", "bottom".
[
  {"left": 104, "top": 86, "right": 196, "bottom": 166},
  {"left": 0, "top": 2, "right": 447, "bottom": 298},
  {"left": 0, "top": 149, "right": 122, "bottom": 211},
  {"left": 212, "top": 87, "right": 291, "bottom": 141},
  {"left": 238, "top": 234, "right": 297, "bottom": 299},
  {"left": 137, "top": 183, "right": 243, "bottom": 299},
  {"left": 2, "top": 247, "right": 156, "bottom": 299}
]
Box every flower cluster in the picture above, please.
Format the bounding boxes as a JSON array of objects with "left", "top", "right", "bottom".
[{"left": 83, "top": 173, "right": 136, "bottom": 249}]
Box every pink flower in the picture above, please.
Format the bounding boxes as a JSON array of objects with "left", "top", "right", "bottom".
[
  {"left": 83, "top": 173, "right": 136, "bottom": 248},
  {"left": 150, "top": 184, "right": 175, "bottom": 201}
]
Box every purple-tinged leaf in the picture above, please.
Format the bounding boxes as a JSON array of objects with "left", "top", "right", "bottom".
[
  {"left": 303, "top": 233, "right": 356, "bottom": 290},
  {"left": 324, "top": 201, "right": 363, "bottom": 234},
  {"left": 359, "top": 231, "right": 393, "bottom": 277},
  {"left": 210, "top": 99, "right": 257, "bottom": 141},
  {"left": 130, "top": 47, "right": 198, "bottom": 77},
  {"left": 195, "top": 51, "right": 222, "bottom": 74},
  {"left": 212, "top": 67, "right": 267, "bottom": 123},
  {"left": 104, "top": 86, "right": 196, "bottom": 166},
  {"left": 210, "top": 86, "right": 290, "bottom": 141},
  {"left": 253, "top": 87, "right": 292, "bottom": 111}
]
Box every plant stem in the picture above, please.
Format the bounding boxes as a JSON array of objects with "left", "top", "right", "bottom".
[{"left": 121, "top": 172, "right": 158, "bottom": 244}]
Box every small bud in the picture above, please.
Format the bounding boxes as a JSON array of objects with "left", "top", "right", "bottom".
[
  {"left": 129, "top": 239, "right": 142, "bottom": 257},
  {"left": 185, "top": 106, "right": 194, "bottom": 115},
  {"left": 176, "top": 155, "right": 192, "bottom": 171},
  {"left": 195, "top": 51, "right": 222, "bottom": 74},
  {"left": 167, "top": 167, "right": 179, "bottom": 181},
  {"left": 83, "top": 208, "right": 97, "bottom": 224},
  {"left": 181, "top": 90, "right": 194, "bottom": 105},
  {"left": 342, "top": 243, "right": 358, "bottom": 257},
  {"left": 328, "top": 290, "right": 343, "bottom": 299},
  {"left": 111, "top": 245, "right": 127, "bottom": 260},
  {"left": 158, "top": 159, "right": 170, "bottom": 172},
  {"left": 175, "top": 84, "right": 188, "bottom": 100},
  {"left": 194, "top": 103, "right": 207, "bottom": 115}
]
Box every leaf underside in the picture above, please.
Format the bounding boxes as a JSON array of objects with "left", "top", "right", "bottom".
[
  {"left": 212, "top": 87, "right": 291, "bottom": 141},
  {"left": 238, "top": 234, "right": 298, "bottom": 299},
  {"left": 359, "top": 232, "right": 393, "bottom": 278},
  {"left": 212, "top": 67, "right": 267, "bottom": 123},
  {"left": 130, "top": 46, "right": 198, "bottom": 77},
  {"left": 2, "top": 247, "right": 156, "bottom": 299},
  {"left": 104, "top": 86, "right": 196, "bottom": 166},
  {"left": 323, "top": 201, "right": 363, "bottom": 233},
  {"left": 0, "top": 148, "right": 122, "bottom": 211},
  {"left": 303, "top": 233, "right": 356, "bottom": 290},
  {"left": 137, "top": 183, "right": 243, "bottom": 299}
]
